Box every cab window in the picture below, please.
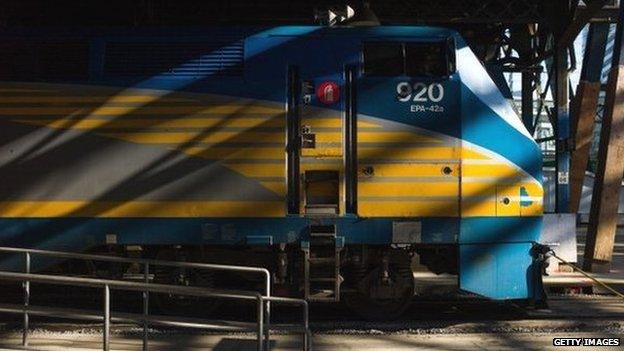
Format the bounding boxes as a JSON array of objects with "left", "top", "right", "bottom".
[
  {"left": 362, "top": 42, "right": 403, "bottom": 76},
  {"left": 405, "top": 42, "right": 449, "bottom": 77},
  {"left": 362, "top": 39, "right": 455, "bottom": 78}
]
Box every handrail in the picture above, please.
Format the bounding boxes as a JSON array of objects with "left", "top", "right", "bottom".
[
  {"left": 0, "top": 271, "right": 261, "bottom": 298},
  {"left": 0, "top": 246, "right": 272, "bottom": 349},
  {"left": 0, "top": 246, "right": 310, "bottom": 351},
  {"left": 0, "top": 246, "right": 271, "bottom": 296}
]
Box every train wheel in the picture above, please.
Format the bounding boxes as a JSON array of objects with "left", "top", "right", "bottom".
[
  {"left": 344, "top": 264, "right": 414, "bottom": 321},
  {"left": 152, "top": 248, "right": 221, "bottom": 316}
]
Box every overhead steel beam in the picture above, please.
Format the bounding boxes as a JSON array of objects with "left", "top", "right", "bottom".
[
  {"left": 553, "top": 47, "right": 571, "bottom": 213},
  {"left": 512, "top": 24, "right": 539, "bottom": 134},
  {"left": 569, "top": 23, "right": 610, "bottom": 213},
  {"left": 522, "top": 72, "right": 535, "bottom": 134},
  {"left": 545, "top": 0, "right": 575, "bottom": 214},
  {"left": 559, "top": 0, "right": 610, "bottom": 50},
  {"left": 581, "top": 3, "right": 621, "bottom": 23},
  {"left": 0, "top": 0, "right": 555, "bottom": 26},
  {"left": 584, "top": 4, "right": 624, "bottom": 272}
]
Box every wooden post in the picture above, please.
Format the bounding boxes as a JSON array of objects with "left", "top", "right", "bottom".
[
  {"left": 570, "top": 23, "right": 609, "bottom": 213},
  {"left": 569, "top": 81, "right": 601, "bottom": 213},
  {"left": 584, "top": 7, "right": 624, "bottom": 271}
]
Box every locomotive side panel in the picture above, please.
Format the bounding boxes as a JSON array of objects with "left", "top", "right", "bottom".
[{"left": 0, "top": 27, "right": 545, "bottom": 307}]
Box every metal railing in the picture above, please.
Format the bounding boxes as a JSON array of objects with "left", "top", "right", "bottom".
[{"left": 0, "top": 246, "right": 310, "bottom": 351}]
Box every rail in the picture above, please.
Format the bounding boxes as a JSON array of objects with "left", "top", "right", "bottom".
[{"left": 0, "top": 246, "right": 310, "bottom": 351}]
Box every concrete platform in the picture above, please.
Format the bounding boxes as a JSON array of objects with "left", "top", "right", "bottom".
[
  {"left": 1, "top": 294, "right": 623, "bottom": 351},
  {"left": 0, "top": 226, "right": 622, "bottom": 350},
  {"left": 543, "top": 272, "right": 624, "bottom": 287},
  {"left": 0, "top": 327, "right": 622, "bottom": 351},
  {"left": 413, "top": 271, "right": 624, "bottom": 292}
]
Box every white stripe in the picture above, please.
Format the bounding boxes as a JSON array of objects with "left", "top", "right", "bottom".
[
  {"left": 456, "top": 42, "right": 534, "bottom": 140},
  {"left": 461, "top": 141, "right": 542, "bottom": 187},
  {"left": 461, "top": 159, "right": 506, "bottom": 165},
  {"left": 463, "top": 195, "right": 543, "bottom": 203},
  {"left": 511, "top": 196, "right": 543, "bottom": 202},
  {"left": 462, "top": 176, "right": 531, "bottom": 184}
]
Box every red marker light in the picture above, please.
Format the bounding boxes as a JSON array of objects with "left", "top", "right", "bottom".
[{"left": 316, "top": 81, "right": 340, "bottom": 105}]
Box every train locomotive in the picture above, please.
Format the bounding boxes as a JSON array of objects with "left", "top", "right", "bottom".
[{"left": 0, "top": 26, "right": 544, "bottom": 319}]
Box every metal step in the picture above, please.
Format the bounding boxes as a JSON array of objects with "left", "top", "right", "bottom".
[
  {"left": 307, "top": 289, "right": 337, "bottom": 302},
  {"left": 309, "top": 225, "right": 337, "bottom": 237},
  {"left": 303, "top": 225, "right": 342, "bottom": 302},
  {"left": 305, "top": 206, "right": 338, "bottom": 215},
  {"left": 309, "top": 231, "right": 338, "bottom": 237},
  {"left": 309, "top": 277, "right": 338, "bottom": 282},
  {"left": 308, "top": 257, "right": 336, "bottom": 264}
]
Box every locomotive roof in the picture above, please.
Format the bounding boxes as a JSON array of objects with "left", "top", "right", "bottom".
[
  {"left": 0, "top": 25, "right": 457, "bottom": 40},
  {"left": 249, "top": 26, "right": 457, "bottom": 39}
]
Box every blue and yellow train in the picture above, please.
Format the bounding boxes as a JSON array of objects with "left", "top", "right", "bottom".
[{"left": 0, "top": 25, "right": 543, "bottom": 318}]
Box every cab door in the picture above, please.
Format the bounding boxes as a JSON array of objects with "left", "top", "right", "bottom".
[{"left": 287, "top": 38, "right": 345, "bottom": 216}]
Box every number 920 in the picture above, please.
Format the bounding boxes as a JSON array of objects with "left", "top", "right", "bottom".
[{"left": 396, "top": 82, "right": 444, "bottom": 103}]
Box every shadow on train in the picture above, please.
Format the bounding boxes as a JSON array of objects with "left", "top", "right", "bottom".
[{"left": 0, "top": 27, "right": 543, "bottom": 311}]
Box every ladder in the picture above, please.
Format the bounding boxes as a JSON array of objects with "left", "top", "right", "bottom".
[{"left": 302, "top": 225, "right": 342, "bottom": 302}]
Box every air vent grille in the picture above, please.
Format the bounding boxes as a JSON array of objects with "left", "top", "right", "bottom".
[{"left": 103, "top": 40, "right": 244, "bottom": 77}]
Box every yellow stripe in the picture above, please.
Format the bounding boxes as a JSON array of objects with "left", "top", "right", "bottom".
[
  {"left": 462, "top": 163, "right": 518, "bottom": 178},
  {"left": 461, "top": 199, "right": 497, "bottom": 217},
  {"left": 0, "top": 199, "right": 533, "bottom": 218},
  {"left": 359, "top": 132, "right": 444, "bottom": 143},
  {"left": 518, "top": 182, "right": 544, "bottom": 196},
  {"left": 15, "top": 117, "right": 285, "bottom": 130},
  {"left": 460, "top": 180, "right": 544, "bottom": 217},
  {"left": 224, "top": 164, "right": 284, "bottom": 178},
  {"left": 300, "top": 118, "right": 380, "bottom": 129},
  {"left": 359, "top": 147, "right": 459, "bottom": 160},
  {"left": 521, "top": 203, "right": 543, "bottom": 216},
  {"left": 0, "top": 201, "right": 285, "bottom": 218},
  {"left": 461, "top": 181, "right": 497, "bottom": 217},
  {"left": 184, "top": 147, "right": 284, "bottom": 160},
  {"left": 358, "top": 163, "right": 459, "bottom": 177},
  {"left": 496, "top": 184, "right": 521, "bottom": 216},
  {"left": 301, "top": 148, "right": 342, "bottom": 157},
  {"left": 359, "top": 182, "right": 458, "bottom": 197},
  {"left": 0, "top": 105, "right": 283, "bottom": 115},
  {"left": 295, "top": 132, "right": 446, "bottom": 143},
  {"left": 359, "top": 201, "right": 458, "bottom": 217},
  {"left": 16, "top": 117, "right": 375, "bottom": 130},
  {"left": 0, "top": 88, "right": 50, "bottom": 92},
  {"left": 461, "top": 182, "right": 496, "bottom": 197},
  {"left": 260, "top": 181, "right": 286, "bottom": 195},
  {"left": 0, "top": 96, "right": 195, "bottom": 103},
  {"left": 105, "top": 132, "right": 285, "bottom": 144},
  {"left": 461, "top": 149, "right": 491, "bottom": 160}
]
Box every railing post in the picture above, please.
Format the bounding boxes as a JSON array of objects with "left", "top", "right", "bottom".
[
  {"left": 257, "top": 295, "right": 264, "bottom": 351},
  {"left": 264, "top": 272, "right": 270, "bottom": 351},
  {"left": 103, "top": 284, "right": 110, "bottom": 351},
  {"left": 143, "top": 263, "right": 149, "bottom": 351},
  {"left": 22, "top": 252, "right": 30, "bottom": 347},
  {"left": 303, "top": 301, "right": 310, "bottom": 351}
]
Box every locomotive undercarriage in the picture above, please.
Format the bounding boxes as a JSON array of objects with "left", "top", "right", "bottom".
[{"left": 77, "top": 243, "right": 458, "bottom": 320}]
